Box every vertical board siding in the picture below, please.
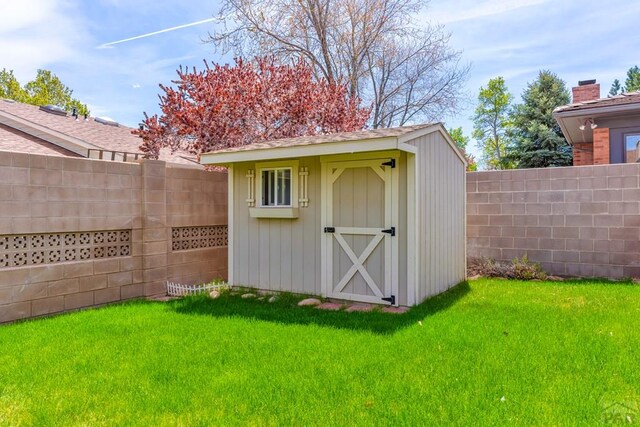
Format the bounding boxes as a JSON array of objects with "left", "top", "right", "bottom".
[
  {"left": 408, "top": 132, "right": 466, "bottom": 301},
  {"left": 233, "top": 158, "right": 321, "bottom": 295}
]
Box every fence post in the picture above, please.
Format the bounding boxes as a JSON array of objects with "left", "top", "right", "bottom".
[{"left": 141, "top": 159, "right": 169, "bottom": 296}]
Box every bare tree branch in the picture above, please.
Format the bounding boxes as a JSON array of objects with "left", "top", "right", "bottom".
[{"left": 208, "top": 0, "right": 468, "bottom": 128}]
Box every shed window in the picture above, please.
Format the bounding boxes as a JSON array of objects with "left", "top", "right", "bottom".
[{"left": 261, "top": 168, "right": 292, "bottom": 206}]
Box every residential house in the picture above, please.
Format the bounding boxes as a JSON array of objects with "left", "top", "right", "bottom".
[
  {"left": 554, "top": 80, "right": 640, "bottom": 166},
  {"left": 0, "top": 99, "right": 199, "bottom": 167}
]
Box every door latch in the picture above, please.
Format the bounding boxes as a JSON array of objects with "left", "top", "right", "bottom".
[
  {"left": 324, "top": 227, "right": 335, "bottom": 233},
  {"left": 382, "top": 227, "right": 395, "bottom": 236}
]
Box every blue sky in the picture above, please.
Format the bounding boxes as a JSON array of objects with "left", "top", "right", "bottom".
[{"left": 2, "top": 0, "right": 640, "bottom": 161}]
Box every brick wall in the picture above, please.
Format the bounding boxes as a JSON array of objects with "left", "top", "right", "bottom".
[
  {"left": 467, "top": 164, "right": 640, "bottom": 278},
  {"left": 0, "top": 152, "right": 227, "bottom": 323},
  {"left": 573, "top": 143, "right": 594, "bottom": 166},
  {"left": 593, "top": 128, "right": 611, "bottom": 165}
]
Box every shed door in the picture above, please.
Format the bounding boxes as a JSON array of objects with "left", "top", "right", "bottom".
[{"left": 323, "top": 158, "right": 398, "bottom": 305}]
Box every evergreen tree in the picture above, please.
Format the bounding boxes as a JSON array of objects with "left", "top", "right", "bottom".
[
  {"left": 472, "top": 77, "right": 514, "bottom": 170},
  {"left": 609, "top": 79, "right": 623, "bottom": 96},
  {"left": 625, "top": 65, "right": 640, "bottom": 92},
  {"left": 508, "top": 70, "right": 571, "bottom": 168}
]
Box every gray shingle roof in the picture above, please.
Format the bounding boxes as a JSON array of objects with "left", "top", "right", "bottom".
[{"left": 204, "top": 124, "right": 435, "bottom": 154}]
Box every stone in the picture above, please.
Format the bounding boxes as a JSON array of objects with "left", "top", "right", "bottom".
[
  {"left": 241, "top": 293, "right": 256, "bottom": 299},
  {"left": 345, "top": 304, "right": 374, "bottom": 312},
  {"left": 316, "top": 302, "right": 342, "bottom": 311},
  {"left": 268, "top": 296, "right": 278, "bottom": 303},
  {"left": 298, "top": 298, "right": 322, "bottom": 307},
  {"left": 382, "top": 306, "right": 409, "bottom": 314},
  {"left": 547, "top": 275, "right": 565, "bottom": 282},
  {"left": 209, "top": 290, "right": 220, "bottom": 299}
]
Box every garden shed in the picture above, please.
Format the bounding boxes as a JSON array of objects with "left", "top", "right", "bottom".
[{"left": 200, "top": 124, "right": 466, "bottom": 306}]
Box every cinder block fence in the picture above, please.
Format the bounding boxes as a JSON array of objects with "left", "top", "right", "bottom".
[
  {"left": 467, "top": 163, "right": 640, "bottom": 278},
  {"left": 0, "top": 152, "right": 227, "bottom": 323}
]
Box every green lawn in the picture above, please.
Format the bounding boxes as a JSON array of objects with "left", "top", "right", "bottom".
[{"left": 1, "top": 279, "right": 640, "bottom": 425}]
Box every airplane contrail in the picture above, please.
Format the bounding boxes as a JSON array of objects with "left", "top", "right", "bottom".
[{"left": 97, "top": 17, "right": 217, "bottom": 49}]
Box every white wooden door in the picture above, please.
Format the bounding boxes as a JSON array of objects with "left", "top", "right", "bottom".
[{"left": 322, "top": 158, "right": 398, "bottom": 305}]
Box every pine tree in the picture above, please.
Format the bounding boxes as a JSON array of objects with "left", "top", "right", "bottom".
[
  {"left": 625, "top": 66, "right": 640, "bottom": 92},
  {"left": 609, "top": 79, "right": 623, "bottom": 96},
  {"left": 508, "top": 70, "right": 572, "bottom": 168}
]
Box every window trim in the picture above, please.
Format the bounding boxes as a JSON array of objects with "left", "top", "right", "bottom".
[{"left": 255, "top": 160, "right": 299, "bottom": 210}]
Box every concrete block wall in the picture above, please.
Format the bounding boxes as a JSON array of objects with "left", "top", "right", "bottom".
[
  {"left": 467, "top": 163, "right": 640, "bottom": 278},
  {"left": 0, "top": 152, "right": 227, "bottom": 323}
]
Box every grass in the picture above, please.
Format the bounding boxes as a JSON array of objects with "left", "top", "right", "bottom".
[{"left": 1, "top": 278, "right": 640, "bottom": 425}]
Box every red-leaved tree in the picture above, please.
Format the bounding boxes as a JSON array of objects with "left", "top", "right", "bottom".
[{"left": 134, "top": 57, "right": 370, "bottom": 159}]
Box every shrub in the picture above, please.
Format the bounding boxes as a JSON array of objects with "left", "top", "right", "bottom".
[
  {"left": 511, "top": 254, "right": 547, "bottom": 280},
  {"left": 468, "top": 255, "right": 547, "bottom": 280}
]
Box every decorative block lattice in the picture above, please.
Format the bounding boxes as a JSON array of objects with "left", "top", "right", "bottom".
[
  {"left": 0, "top": 230, "right": 131, "bottom": 268},
  {"left": 171, "top": 226, "right": 228, "bottom": 251}
]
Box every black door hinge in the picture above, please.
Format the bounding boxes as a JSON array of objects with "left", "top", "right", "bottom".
[
  {"left": 382, "top": 295, "right": 396, "bottom": 305},
  {"left": 381, "top": 158, "right": 396, "bottom": 168},
  {"left": 382, "top": 227, "right": 395, "bottom": 236},
  {"left": 324, "top": 227, "right": 335, "bottom": 233}
]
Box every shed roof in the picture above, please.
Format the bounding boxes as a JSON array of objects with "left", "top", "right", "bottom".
[
  {"left": 206, "top": 124, "right": 434, "bottom": 154},
  {"left": 200, "top": 123, "right": 467, "bottom": 165},
  {"left": 0, "top": 99, "right": 200, "bottom": 167}
]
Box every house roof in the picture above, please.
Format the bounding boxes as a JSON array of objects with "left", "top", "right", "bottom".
[
  {"left": 0, "top": 99, "right": 200, "bottom": 167},
  {"left": 200, "top": 123, "right": 467, "bottom": 165},
  {"left": 0, "top": 124, "right": 82, "bottom": 157},
  {"left": 554, "top": 91, "right": 640, "bottom": 114}
]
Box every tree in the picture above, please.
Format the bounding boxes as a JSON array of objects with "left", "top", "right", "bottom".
[
  {"left": 0, "top": 69, "right": 27, "bottom": 102},
  {"left": 0, "top": 68, "right": 88, "bottom": 115},
  {"left": 608, "top": 66, "right": 640, "bottom": 95},
  {"left": 23, "top": 70, "right": 89, "bottom": 116},
  {"left": 208, "top": 0, "right": 468, "bottom": 128},
  {"left": 472, "top": 77, "right": 513, "bottom": 170},
  {"left": 625, "top": 65, "right": 640, "bottom": 92},
  {"left": 508, "top": 70, "right": 571, "bottom": 168},
  {"left": 135, "top": 57, "right": 370, "bottom": 159},
  {"left": 448, "top": 126, "right": 477, "bottom": 171},
  {"left": 609, "top": 79, "right": 623, "bottom": 96}
]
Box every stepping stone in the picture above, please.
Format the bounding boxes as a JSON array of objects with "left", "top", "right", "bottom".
[
  {"left": 298, "top": 298, "right": 321, "bottom": 307},
  {"left": 382, "top": 306, "right": 409, "bottom": 314},
  {"left": 345, "top": 304, "right": 374, "bottom": 312},
  {"left": 316, "top": 302, "right": 342, "bottom": 311},
  {"left": 241, "top": 293, "right": 257, "bottom": 299}
]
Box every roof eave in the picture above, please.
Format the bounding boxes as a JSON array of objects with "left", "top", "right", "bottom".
[
  {"left": 200, "top": 136, "right": 414, "bottom": 165},
  {"left": 553, "top": 102, "right": 640, "bottom": 118}
]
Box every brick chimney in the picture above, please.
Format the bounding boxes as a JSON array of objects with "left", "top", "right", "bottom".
[{"left": 572, "top": 79, "right": 600, "bottom": 103}]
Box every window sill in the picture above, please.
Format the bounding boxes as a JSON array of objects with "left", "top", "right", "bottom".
[{"left": 249, "top": 207, "right": 299, "bottom": 219}]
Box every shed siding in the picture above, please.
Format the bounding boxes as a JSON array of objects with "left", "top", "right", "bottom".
[
  {"left": 232, "top": 158, "right": 321, "bottom": 295},
  {"left": 408, "top": 132, "right": 466, "bottom": 301}
]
